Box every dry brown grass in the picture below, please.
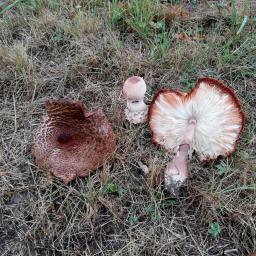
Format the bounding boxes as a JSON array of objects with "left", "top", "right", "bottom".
[{"left": 0, "top": 1, "right": 255, "bottom": 255}]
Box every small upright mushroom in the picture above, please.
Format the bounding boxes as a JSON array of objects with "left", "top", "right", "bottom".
[
  {"left": 123, "top": 76, "right": 148, "bottom": 124},
  {"left": 32, "top": 100, "right": 116, "bottom": 183},
  {"left": 148, "top": 78, "right": 244, "bottom": 195}
]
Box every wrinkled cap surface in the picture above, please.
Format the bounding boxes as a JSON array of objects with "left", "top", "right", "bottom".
[
  {"left": 148, "top": 78, "right": 244, "bottom": 160},
  {"left": 32, "top": 100, "right": 116, "bottom": 183}
]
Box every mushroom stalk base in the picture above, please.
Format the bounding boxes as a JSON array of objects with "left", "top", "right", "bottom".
[
  {"left": 165, "top": 144, "right": 190, "bottom": 196},
  {"left": 164, "top": 120, "right": 196, "bottom": 196},
  {"left": 125, "top": 100, "right": 148, "bottom": 124}
]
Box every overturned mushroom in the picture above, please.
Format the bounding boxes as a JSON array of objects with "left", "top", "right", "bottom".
[
  {"left": 148, "top": 78, "right": 244, "bottom": 195},
  {"left": 32, "top": 100, "right": 116, "bottom": 183},
  {"left": 123, "top": 76, "right": 148, "bottom": 124}
]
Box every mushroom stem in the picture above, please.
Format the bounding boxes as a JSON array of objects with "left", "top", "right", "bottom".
[
  {"left": 123, "top": 76, "right": 148, "bottom": 124},
  {"left": 125, "top": 99, "right": 148, "bottom": 124},
  {"left": 165, "top": 119, "right": 196, "bottom": 195},
  {"left": 127, "top": 99, "right": 147, "bottom": 112}
]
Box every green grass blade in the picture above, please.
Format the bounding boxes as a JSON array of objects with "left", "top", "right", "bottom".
[
  {"left": 0, "top": 0, "right": 23, "bottom": 14},
  {"left": 237, "top": 15, "right": 249, "bottom": 35}
]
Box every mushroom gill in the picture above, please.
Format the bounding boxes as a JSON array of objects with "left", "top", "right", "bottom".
[
  {"left": 148, "top": 78, "right": 244, "bottom": 160},
  {"left": 148, "top": 77, "right": 244, "bottom": 195}
]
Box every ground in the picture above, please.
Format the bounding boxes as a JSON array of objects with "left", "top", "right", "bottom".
[{"left": 0, "top": 0, "right": 255, "bottom": 255}]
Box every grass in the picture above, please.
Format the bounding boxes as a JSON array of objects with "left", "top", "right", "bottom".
[{"left": 0, "top": 0, "right": 255, "bottom": 255}]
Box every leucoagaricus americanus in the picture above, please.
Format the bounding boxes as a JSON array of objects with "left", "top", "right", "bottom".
[
  {"left": 32, "top": 100, "right": 116, "bottom": 183},
  {"left": 148, "top": 78, "right": 244, "bottom": 195},
  {"left": 123, "top": 76, "right": 148, "bottom": 124}
]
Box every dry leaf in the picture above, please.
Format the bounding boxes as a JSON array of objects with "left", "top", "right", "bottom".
[
  {"left": 0, "top": 171, "right": 8, "bottom": 176},
  {"left": 174, "top": 32, "right": 206, "bottom": 43},
  {"left": 174, "top": 32, "right": 192, "bottom": 42},
  {"left": 193, "top": 34, "right": 206, "bottom": 41},
  {"left": 161, "top": 4, "right": 188, "bottom": 22}
]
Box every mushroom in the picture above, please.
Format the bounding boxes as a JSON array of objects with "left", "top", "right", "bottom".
[
  {"left": 32, "top": 99, "right": 116, "bottom": 183},
  {"left": 123, "top": 76, "right": 148, "bottom": 124},
  {"left": 148, "top": 78, "right": 244, "bottom": 195}
]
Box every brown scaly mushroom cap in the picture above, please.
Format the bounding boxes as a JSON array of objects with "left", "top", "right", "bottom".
[
  {"left": 148, "top": 78, "right": 245, "bottom": 160},
  {"left": 32, "top": 100, "right": 116, "bottom": 183}
]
